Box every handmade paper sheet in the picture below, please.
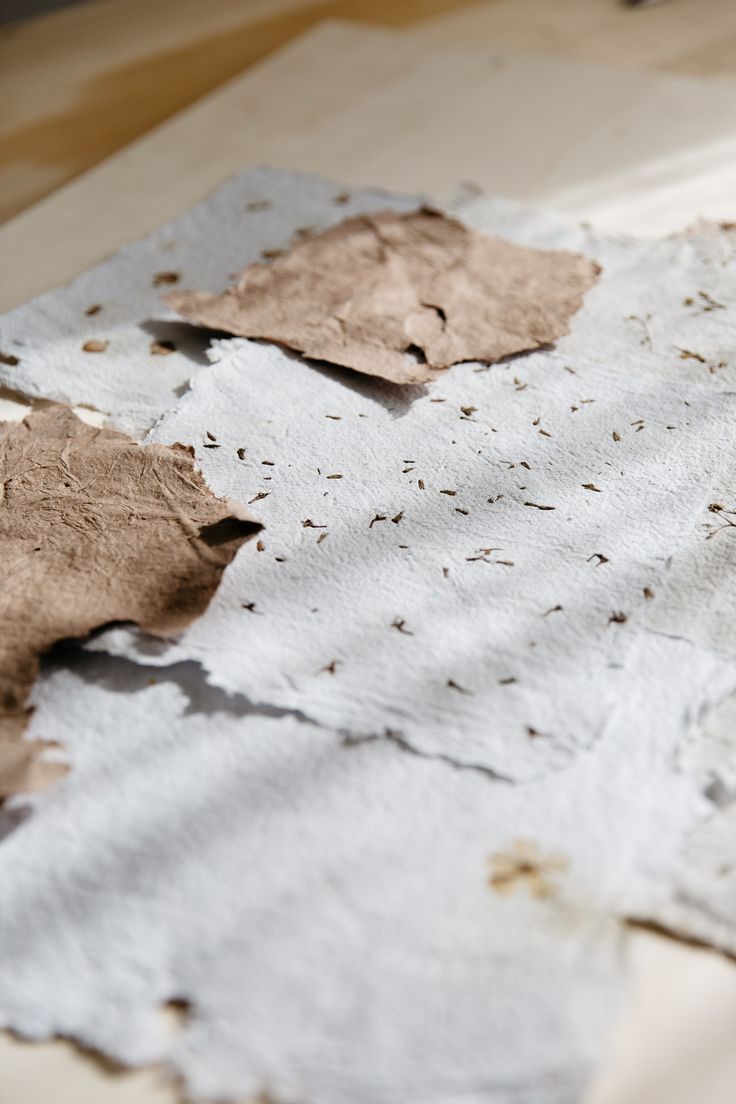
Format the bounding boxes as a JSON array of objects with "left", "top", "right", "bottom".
[{"left": 2, "top": 168, "right": 736, "bottom": 1102}]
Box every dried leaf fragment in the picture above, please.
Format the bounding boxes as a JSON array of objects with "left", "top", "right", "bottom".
[
  {"left": 152, "top": 270, "right": 180, "bottom": 287},
  {"left": 166, "top": 209, "right": 600, "bottom": 385},
  {"left": 150, "top": 339, "right": 176, "bottom": 355},
  {"left": 488, "top": 840, "right": 568, "bottom": 899},
  {"left": 0, "top": 406, "right": 260, "bottom": 798}
]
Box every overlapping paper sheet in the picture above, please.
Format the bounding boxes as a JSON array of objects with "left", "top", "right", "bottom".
[{"left": 2, "top": 167, "right": 736, "bottom": 1103}]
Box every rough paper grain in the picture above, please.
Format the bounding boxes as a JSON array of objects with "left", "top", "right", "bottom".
[
  {"left": 0, "top": 405, "right": 259, "bottom": 796},
  {"left": 0, "top": 169, "right": 422, "bottom": 435},
  {"left": 3, "top": 169, "right": 736, "bottom": 1103},
  {"left": 167, "top": 208, "right": 601, "bottom": 384},
  {"left": 111, "top": 338, "right": 733, "bottom": 783}
]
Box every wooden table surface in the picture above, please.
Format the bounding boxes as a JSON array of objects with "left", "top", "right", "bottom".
[{"left": 4, "top": 0, "right": 736, "bottom": 226}]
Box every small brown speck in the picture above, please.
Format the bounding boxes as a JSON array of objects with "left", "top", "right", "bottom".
[
  {"left": 676, "top": 347, "right": 706, "bottom": 363},
  {"left": 609, "top": 611, "right": 628, "bottom": 625},
  {"left": 498, "top": 677, "right": 517, "bottom": 685},
  {"left": 488, "top": 840, "right": 567, "bottom": 899},
  {"left": 237, "top": 447, "right": 247, "bottom": 460},
  {"left": 0, "top": 351, "right": 19, "bottom": 366},
  {"left": 581, "top": 483, "right": 601, "bottom": 492},
  {"left": 241, "top": 601, "right": 258, "bottom": 612},
  {"left": 392, "top": 618, "right": 413, "bottom": 635},
  {"left": 612, "top": 431, "right": 621, "bottom": 442},
  {"left": 543, "top": 605, "right": 563, "bottom": 616},
  {"left": 430, "top": 398, "right": 446, "bottom": 403},
  {"left": 256, "top": 540, "right": 265, "bottom": 552},
  {"left": 440, "top": 489, "right": 457, "bottom": 496},
  {"left": 391, "top": 511, "right": 404, "bottom": 524},
  {"left": 317, "top": 532, "right": 328, "bottom": 544},
  {"left": 246, "top": 198, "right": 271, "bottom": 211},
  {"left": 538, "top": 429, "right": 552, "bottom": 438},
  {"left": 85, "top": 304, "right": 101, "bottom": 316},
  {"left": 82, "top": 340, "right": 108, "bottom": 353},
  {"left": 461, "top": 405, "right": 477, "bottom": 417},
  {"left": 447, "top": 678, "right": 473, "bottom": 695},
  {"left": 302, "top": 519, "right": 326, "bottom": 528},
  {"left": 152, "top": 271, "right": 179, "bottom": 287},
  {"left": 643, "top": 587, "right": 654, "bottom": 600},
  {"left": 249, "top": 492, "right": 270, "bottom": 503},
  {"left": 326, "top": 473, "right": 342, "bottom": 479},
  {"left": 334, "top": 191, "right": 351, "bottom": 205},
  {"left": 442, "top": 566, "right": 449, "bottom": 578},
  {"left": 325, "top": 414, "right": 341, "bottom": 420},
  {"left": 524, "top": 502, "right": 556, "bottom": 511},
  {"left": 206, "top": 431, "right": 216, "bottom": 441},
  {"left": 532, "top": 417, "right": 540, "bottom": 426},
  {"left": 587, "top": 552, "right": 609, "bottom": 566},
  {"left": 455, "top": 507, "right": 469, "bottom": 515},
  {"left": 261, "top": 460, "right": 274, "bottom": 466},
  {"left": 150, "top": 339, "right": 176, "bottom": 355},
  {"left": 369, "top": 514, "right": 387, "bottom": 528},
  {"left": 418, "top": 479, "right": 425, "bottom": 490},
  {"left": 261, "top": 249, "right": 284, "bottom": 260},
  {"left": 321, "top": 660, "right": 340, "bottom": 675}
]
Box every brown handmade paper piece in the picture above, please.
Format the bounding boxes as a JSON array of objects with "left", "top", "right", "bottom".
[
  {"left": 0, "top": 406, "right": 260, "bottom": 798},
  {"left": 167, "top": 209, "right": 601, "bottom": 384}
]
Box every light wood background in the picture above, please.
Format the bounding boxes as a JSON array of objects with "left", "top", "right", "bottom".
[{"left": 4, "top": 0, "right": 736, "bottom": 225}]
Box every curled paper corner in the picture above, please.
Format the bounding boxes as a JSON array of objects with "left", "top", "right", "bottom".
[
  {"left": 0, "top": 405, "right": 261, "bottom": 799},
  {"left": 166, "top": 208, "right": 601, "bottom": 385}
]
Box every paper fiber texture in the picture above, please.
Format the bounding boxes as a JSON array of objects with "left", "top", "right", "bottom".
[
  {"left": 0, "top": 405, "right": 259, "bottom": 797},
  {"left": 167, "top": 208, "right": 600, "bottom": 384},
  {"left": 0, "top": 168, "right": 422, "bottom": 436},
  {"left": 108, "top": 338, "right": 729, "bottom": 786},
  {"left": 0, "top": 642, "right": 686, "bottom": 1104},
  {"left": 2, "top": 169, "right": 736, "bottom": 1101}
]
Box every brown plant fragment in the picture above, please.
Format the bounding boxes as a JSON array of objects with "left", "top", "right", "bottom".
[
  {"left": 150, "top": 340, "right": 176, "bottom": 356},
  {"left": 488, "top": 839, "right": 568, "bottom": 899},
  {"left": 82, "top": 340, "right": 108, "bottom": 354},
  {"left": 0, "top": 352, "right": 20, "bottom": 366},
  {"left": 0, "top": 406, "right": 260, "bottom": 798},
  {"left": 152, "top": 271, "right": 180, "bottom": 288},
  {"left": 166, "top": 208, "right": 600, "bottom": 385}
]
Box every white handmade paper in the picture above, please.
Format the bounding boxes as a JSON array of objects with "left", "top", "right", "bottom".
[
  {"left": 3, "top": 168, "right": 736, "bottom": 1102},
  {"left": 2, "top": 624, "right": 731, "bottom": 1101}
]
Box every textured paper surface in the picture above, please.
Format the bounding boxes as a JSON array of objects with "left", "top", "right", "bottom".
[
  {"left": 0, "top": 169, "right": 421, "bottom": 436},
  {"left": 3, "top": 169, "right": 736, "bottom": 1102},
  {"left": 167, "top": 208, "right": 600, "bottom": 384},
  {"left": 0, "top": 406, "right": 259, "bottom": 797}
]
